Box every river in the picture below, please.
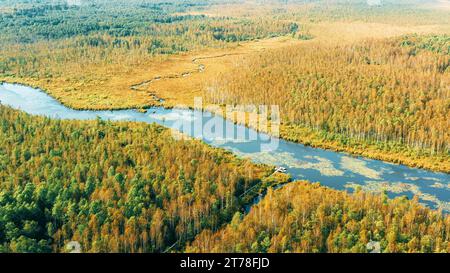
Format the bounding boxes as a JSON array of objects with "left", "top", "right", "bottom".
[{"left": 1, "top": 83, "right": 449, "bottom": 211}]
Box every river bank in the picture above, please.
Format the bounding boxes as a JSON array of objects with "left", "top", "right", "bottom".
[
  {"left": 1, "top": 83, "right": 449, "bottom": 212},
  {"left": 1, "top": 78, "right": 448, "bottom": 175}
]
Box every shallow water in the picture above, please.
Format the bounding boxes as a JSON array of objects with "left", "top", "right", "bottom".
[{"left": 1, "top": 83, "right": 449, "bottom": 211}]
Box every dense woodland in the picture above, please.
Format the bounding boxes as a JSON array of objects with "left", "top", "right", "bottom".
[
  {"left": 188, "top": 182, "right": 450, "bottom": 253},
  {"left": 1, "top": 105, "right": 449, "bottom": 253},
  {"left": 4, "top": 0, "right": 447, "bottom": 80},
  {"left": 206, "top": 35, "right": 450, "bottom": 156},
  {"left": 0, "top": 1, "right": 296, "bottom": 78},
  {"left": 1, "top": 0, "right": 450, "bottom": 253},
  {"left": 0, "top": 105, "right": 278, "bottom": 252}
]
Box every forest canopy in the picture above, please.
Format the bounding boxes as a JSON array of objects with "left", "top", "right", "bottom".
[
  {"left": 1, "top": 105, "right": 449, "bottom": 253},
  {"left": 0, "top": 105, "right": 279, "bottom": 252},
  {"left": 1, "top": 0, "right": 449, "bottom": 254},
  {"left": 205, "top": 35, "right": 450, "bottom": 158},
  {"left": 0, "top": 0, "right": 295, "bottom": 78},
  {"left": 188, "top": 182, "right": 450, "bottom": 253}
]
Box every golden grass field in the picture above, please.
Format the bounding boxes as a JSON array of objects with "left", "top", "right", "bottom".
[
  {"left": 2, "top": 20, "right": 448, "bottom": 110},
  {"left": 1, "top": 36, "right": 303, "bottom": 110},
  {"left": 139, "top": 21, "right": 450, "bottom": 109}
]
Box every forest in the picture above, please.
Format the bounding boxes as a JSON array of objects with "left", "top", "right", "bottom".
[
  {"left": 1, "top": 0, "right": 448, "bottom": 172},
  {"left": 188, "top": 182, "right": 450, "bottom": 253},
  {"left": 0, "top": 105, "right": 283, "bottom": 252},
  {"left": 1, "top": 105, "right": 449, "bottom": 253},
  {"left": 0, "top": 0, "right": 449, "bottom": 253},
  {"left": 0, "top": 0, "right": 295, "bottom": 77},
  {"left": 205, "top": 34, "right": 450, "bottom": 171}
]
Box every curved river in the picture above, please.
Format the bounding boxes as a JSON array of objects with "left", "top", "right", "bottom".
[{"left": 1, "top": 83, "right": 449, "bottom": 211}]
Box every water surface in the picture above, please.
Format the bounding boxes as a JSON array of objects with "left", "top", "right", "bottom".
[{"left": 1, "top": 83, "right": 449, "bottom": 211}]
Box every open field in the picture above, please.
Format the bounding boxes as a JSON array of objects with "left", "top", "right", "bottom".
[
  {"left": 1, "top": 36, "right": 303, "bottom": 109},
  {"left": 2, "top": 21, "right": 446, "bottom": 109},
  {"left": 307, "top": 22, "right": 449, "bottom": 43},
  {"left": 144, "top": 21, "right": 449, "bottom": 109},
  {"left": 130, "top": 36, "right": 304, "bottom": 107}
]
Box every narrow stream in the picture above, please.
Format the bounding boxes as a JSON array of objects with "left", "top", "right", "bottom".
[{"left": 1, "top": 83, "right": 449, "bottom": 211}]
